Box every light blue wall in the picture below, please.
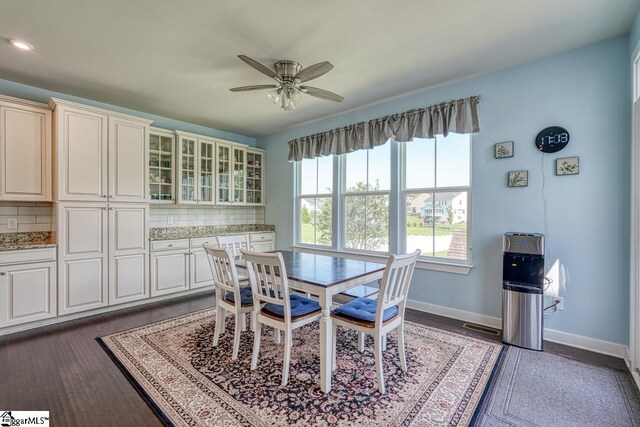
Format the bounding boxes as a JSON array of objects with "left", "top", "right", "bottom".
[
  {"left": 631, "top": 10, "right": 640, "bottom": 54},
  {"left": 0, "top": 79, "right": 256, "bottom": 146},
  {"left": 257, "top": 37, "right": 631, "bottom": 345}
]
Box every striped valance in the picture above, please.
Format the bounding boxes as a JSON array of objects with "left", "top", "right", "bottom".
[{"left": 288, "top": 96, "right": 480, "bottom": 161}]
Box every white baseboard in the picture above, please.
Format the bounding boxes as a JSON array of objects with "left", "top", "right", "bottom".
[{"left": 406, "top": 298, "right": 629, "bottom": 360}]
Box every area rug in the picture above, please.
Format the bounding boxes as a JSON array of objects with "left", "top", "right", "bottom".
[
  {"left": 98, "top": 308, "right": 504, "bottom": 426},
  {"left": 474, "top": 346, "right": 640, "bottom": 426}
]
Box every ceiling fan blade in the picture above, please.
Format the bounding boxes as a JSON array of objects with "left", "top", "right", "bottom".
[
  {"left": 300, "top": 86, "right": 344, "bottom": 102},
  {"left": 294, "top": 61, "right": 334, "bottom": 82},
  {"left": 229, "top": 84, "right": 278, "bottom": 92},
  {"left": 237, "top": 55, "right": 278, "bottom": 79}
]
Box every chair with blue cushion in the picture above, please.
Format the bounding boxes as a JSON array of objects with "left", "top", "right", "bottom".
[
  {"left": 204, "top": 244, "right": 256, "bottom": 361},
  {"left": 241, "top": 250, "right": 322, "bottom": 386},
  {"left": 331, "top": 250, "right": 420, "bottom": 393}
]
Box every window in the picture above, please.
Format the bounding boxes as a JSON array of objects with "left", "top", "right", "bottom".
[
  {"left": 403, "top": 133, "right": 471, "bottom": 261},
  {"left": 298, "top": 156, "right": 333, "bottom": 246},
  {"left": 343, "top": 144, "right": 390, "bottom": 252},
  {"left": 294, "top": 133, "right": 472, "bottom": 265}
]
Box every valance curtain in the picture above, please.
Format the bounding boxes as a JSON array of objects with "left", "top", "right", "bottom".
[{"left": 287, "top": 96, "right": 480, "bottom": 161}]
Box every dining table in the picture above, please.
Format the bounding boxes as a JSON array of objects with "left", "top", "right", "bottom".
[{"left": 234, "top": 250, "right": 387, "bottom": 393}]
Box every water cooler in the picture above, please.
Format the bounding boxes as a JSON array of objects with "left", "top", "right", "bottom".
[{"left": 502, "top": 232, "right": 545, "bottom": 351}]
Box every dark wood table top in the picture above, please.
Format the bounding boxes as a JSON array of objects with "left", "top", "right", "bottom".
[{"left": 235, "top": 250, "right": 386, "bottom": 288}]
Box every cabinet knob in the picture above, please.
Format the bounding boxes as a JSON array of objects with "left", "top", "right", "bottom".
[
  {"left": 102, "top": 195, "right": 107, "bottom": 198},
  {"left": 168, "top": 244, "right": 173, "bottom": 247},
  {"left": 0, "top": 272, "right": 5, "bottom": 276},
  {"left": 103, "top": 207, "right": 107, "bottom": 211}
]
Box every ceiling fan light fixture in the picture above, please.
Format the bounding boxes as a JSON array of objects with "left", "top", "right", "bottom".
[{"left": 266, "top": 88, "right": 281, "bottom": 104}]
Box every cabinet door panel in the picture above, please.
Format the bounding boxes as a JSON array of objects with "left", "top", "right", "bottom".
[
  {"left": 251, "top": 242, "right": 274, "bottom": 253},
  {"left": 58, "top": 108, "right": 108, "bottom": 200},
  {"left": 151, "top": 251, "right": 189, "bottom": 296},
  {"left": 190, "top": 250, "right": 213, "bottom": 289},
  {"left": 0, "top": 105, "right": 51, "bottom": 201},
  {"left": 60, "top": 258, "right": 107, "bottom": 314},
  {"left": 111, "top": 253, "right": 148, "bottom": 304},
  {"left": 0, "top": 262, "right": 56, "bottom": 326},
  {"left": 63, "top": 206, "right": 106, "bottom": 256},
  {"left": 111, "top": 205, "right": 147, "bottom": 252},
  {"left": 109, "top": 117, "right": 147, "bottom": 202}
]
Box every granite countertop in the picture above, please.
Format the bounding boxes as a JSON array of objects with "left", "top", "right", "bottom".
[
  {"left": 0, "top": 232, "right": 57, "bottom": 251},
  {"left": 149, "top": 224, "right": 275, "bottom": 241}
]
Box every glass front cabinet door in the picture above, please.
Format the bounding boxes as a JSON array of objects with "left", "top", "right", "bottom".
[
  {"left": 216, "top": 143, "right": 231, "bottom": 204},
  {"left": 246, "top": 149, "right": 264, "bottom": 205},
  {"left": 149, "top": 128, "right": 176, "bottom": 203},
  {"left": 198, "top": 139, "right": 215, "bottom": 205},
  {"left": 232, "top": 147, "right": 246, "bottom": 204},
  {"left": 177, "top": 134, "right": 197, "bottom": 204}
]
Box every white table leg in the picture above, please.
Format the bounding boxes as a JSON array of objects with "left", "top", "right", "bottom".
[{"left": 319, "top": 290, "right": 333, "bottom": 393}]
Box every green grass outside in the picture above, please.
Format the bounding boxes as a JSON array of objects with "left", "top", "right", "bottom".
[{"left": 406, "top": 215, "right": 466, "bottom": 236}]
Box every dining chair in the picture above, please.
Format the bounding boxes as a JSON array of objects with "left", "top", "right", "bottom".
[
  {"left": 242, "top": 250, "right": 322, "bottom": 386},
  {"left": 216, "top": 234, "right": 250, "bottom": 283},
  {"left": 330, "top": 250, "right": 420, "bottom": 394},
  {"left": 204, "top": 244, "right": 256, "bottom": 361}
]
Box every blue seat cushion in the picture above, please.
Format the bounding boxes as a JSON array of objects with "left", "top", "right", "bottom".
[
  {"left": 332, "top": 297, "right": 398, "bottom": 323},
  {"left": 263, "top": 294, "right": 321, "bottom": 318},
  {"left": 225, "top": 287, "right": 254, "bottom": 305}
]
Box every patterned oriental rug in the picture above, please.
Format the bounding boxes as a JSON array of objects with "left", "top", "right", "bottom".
[{"left": 98, "top": 308, "right": 504, "bottom": 426}]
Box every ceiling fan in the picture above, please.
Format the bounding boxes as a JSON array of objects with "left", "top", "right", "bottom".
[{"left": 230, "top": 55, "right": 344, "bottom": 111}]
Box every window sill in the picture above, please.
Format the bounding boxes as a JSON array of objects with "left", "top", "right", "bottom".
[{"left": 290, "top": 244, "right": 473, "bottom": 275}]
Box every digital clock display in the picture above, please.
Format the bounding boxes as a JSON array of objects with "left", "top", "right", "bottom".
[{"left": 535, "top": 126, "right": 569, "bottom": 153}]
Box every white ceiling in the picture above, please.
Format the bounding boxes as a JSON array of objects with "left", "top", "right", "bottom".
[{"left": 0, "top": 0, "right": 638, "bottom": 137}]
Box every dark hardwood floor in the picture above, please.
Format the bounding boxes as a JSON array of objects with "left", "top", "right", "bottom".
[{"left": 0, "top": 291, "right": 629, "bottom": 426}]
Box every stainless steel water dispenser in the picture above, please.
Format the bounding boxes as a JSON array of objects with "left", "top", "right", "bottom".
[{"left": 502, "top": 233, "right": 545, "bottom": 351}]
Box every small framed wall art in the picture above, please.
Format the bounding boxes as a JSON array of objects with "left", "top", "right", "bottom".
[
  {"left": 556, "top": 156, "right": 579, "bottom": 176},
  {"left": 495, "top": 141, "right": 514, "bottom": 159},
  {"left": 507, "top": 170, "right": 528, "bottom": 187}
]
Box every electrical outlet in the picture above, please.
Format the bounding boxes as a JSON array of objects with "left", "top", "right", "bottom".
[
  {"left": 7, "top": 217, "right": 17, "bottom": 229},
  {"left": 167, "top": 216, "right": 174, "bottom": 225},
  {"left": 554, "top": 296, "right": 564, "bottom": 311}
]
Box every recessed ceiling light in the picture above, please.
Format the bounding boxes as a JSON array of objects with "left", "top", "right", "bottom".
[{"left": 9, "top": 39, "right": 33, "bottom": 51}]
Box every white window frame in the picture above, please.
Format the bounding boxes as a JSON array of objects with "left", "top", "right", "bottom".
[
  {"left": 295, "top": 157, "right": 335, "bottom": 248},
  {"left": 341, "top": 146, "right": 392, "bottom": 255},
  {"left": 399, "top": 136, "right": 472, "bottom": 264},
  {"left": 293, "top": 135, "right": 472, "bottom": 274}
]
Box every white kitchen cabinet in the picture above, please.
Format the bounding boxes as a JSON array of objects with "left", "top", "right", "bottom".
[
  {"left": 57, "top": 203, "right": 109, "bottom": 315},
  {"left": 109, "top": 204, "right": 149, "bottom": 304},
  {"left": 149, "top": 128, "right": 176, "bottom": 203},
  {"left": 216, "top": 142, "right": 246, "bottom": 205},
  {"left": 249, "top": 232, "right": 275, "bottom": 252},
  {"left": 177, "top": 132, "right": 215, "bottom": 205},
  {"left": 246, "top": 149, "right": 264, "bottom": 206},
  {"left": 52, "top": 98, "right": 151, "bottom": 202},
  {"left": 0, "top": 250, "right": 56, "bottom": 328},
  {"left": 150, "top": 248, "right": 190, "bottom": 297},
  {"left": 0, "top": 96, "right": 52, "bottom": 201},
  {"left": 109, "top": 116, "right": 148, "bottom": 202},
  {"left": 189, "top": 249, "right": 213, "bottom": 289}
]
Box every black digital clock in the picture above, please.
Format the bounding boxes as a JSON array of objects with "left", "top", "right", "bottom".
[{"left": 535, "top": 126, "right": 569, "bottom": 153}]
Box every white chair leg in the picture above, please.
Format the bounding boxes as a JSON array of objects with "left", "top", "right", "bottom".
[
  {"left": 250, "top": 312, "right": 256, "bottom": 332},
  {"left": 232, "top": 314, "right": 242, "bottom": 361},
  {"left": 251, "top": 322, "right": 262, "bottom": 370},
  {"left": 282, "top": 330, "right": 292, "bottom": 386},
  {"left": 241, "top": 313, "right": 247, "bottom": 332},
  {"left": 358, "top": 332, "right": 365, "bottom": 352},
  {"left": 275, "top": 328, "right": 281, "bottom": 344},
  {"left": 374, "top": 336, "right": 386, "bottom": 394},
  {"left": 332, "top": 323, "right": 337, "bottom": 371},
  {"left": 398, "top": 324, "right": 407, "bottom": 372},
  {"left": 382, "top": 334, "right": 387, "bottom": 351},
  {"left": 213, "top": 307, "right": 224, "bottom": 346},
  {"left": 220, "top": 309, "right": 227, "bottom": 335}
]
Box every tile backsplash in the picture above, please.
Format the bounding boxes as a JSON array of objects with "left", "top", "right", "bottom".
[
  {"left": 0, "top": 202, "right": 54, "bottom": 233},
  {"left": 150, "top": 205, "right": 264, "bottom": 228}
]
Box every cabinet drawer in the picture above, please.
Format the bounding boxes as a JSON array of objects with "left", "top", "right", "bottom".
[
  {"left": 150, "top": 239, "right": 189, "bottom": 251},
  {"left": 249, "top": 232, "right": 274, "bottom": 243},
  {"left": 190, "top": 237, "right": 216, "bottom": 248},
  {"left": 0, "top": 248, "right": 56, "bottom": 266}
]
